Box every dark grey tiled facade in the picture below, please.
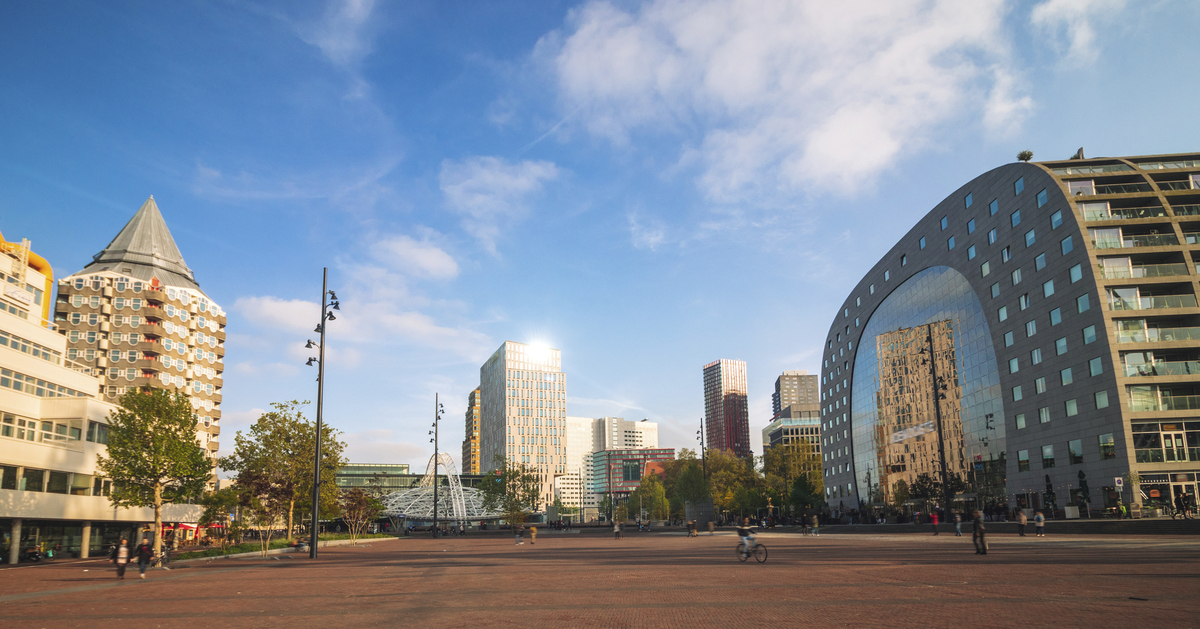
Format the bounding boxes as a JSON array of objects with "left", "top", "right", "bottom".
[{"left": 821, "top": 153, "right": 1200, "bottom": 514}]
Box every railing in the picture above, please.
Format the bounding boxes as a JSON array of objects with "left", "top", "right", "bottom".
[
  {"left": 1130, "top": 395, "right": 1200, "bottom": 412},
  {"left": 1138, "top": 160, "right": 1200, "bottom": 170},
  {"left": 1083, "top": 206, "right": 1167, "bottom": 221},
  {"left": 1054, "top": 164, "right": 1135, "bottom": 175},
  {"left": 1108, "top": 295, "right": 1198, "bottom": 310},
  {"left": 1092, "top": 234, "right": 1180, "bottom": 248},
  {"left": 1117, "top": 327, "right": 1200, "bottom": 343},
  {"left": 1157, "top": 181, "right": 1194, "bottom": 191},
  {"left": 1123, "top": 361, "right": 1200, "bottom": 377},
  {"left": 1094, "top": 183, "right": 1153, "bottom": 195},
  {"left": 1100, "top": 263, "right": 1189, "bottom": 279},
  {"left": 1172, "top": 205, "right": 1200, "bottom": 217}
]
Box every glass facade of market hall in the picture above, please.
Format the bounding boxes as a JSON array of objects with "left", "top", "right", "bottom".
[{"left": 850, "top": 266, "right": 1008, "bottom": 509}]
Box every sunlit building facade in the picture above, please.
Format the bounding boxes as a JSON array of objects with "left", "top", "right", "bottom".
[
  {"left": 479, "top": 341, "right": 567, "bottom": 510},
  {"left": 461, "top": 388, "right": 481, "bottom": 475},
  {"left": 703, "top": 359, "right": 750, "bottom": 458},
  {"left": 822, "top": 152, "right": 1200, "bottom": 515},
  {"left": 54, "top": 197, "right": 226, "bottom": 466}
]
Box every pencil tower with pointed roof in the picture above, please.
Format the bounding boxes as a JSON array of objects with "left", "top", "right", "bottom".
[{"left": 55, "top": 197, "right": 226, "bottom": 464}]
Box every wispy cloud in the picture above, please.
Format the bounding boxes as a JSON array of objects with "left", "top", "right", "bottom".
[
  {"left": 439, "top": 156, "right": 560, "bottom": 255},
  {"left": 627, "top": 211, "right": 666, "bottom": 250},
  {"left": 539, "top": 0, "right": 1039, "bottom": 202},
  {"left": 292, "top": 0, "right": 379, "bottom": 98},
  {"left": 1031, "top": 0, "right": 1128, "bottom": 65},
  {"left": 370, "top": 235, "right": 460, "bottom": 279}
]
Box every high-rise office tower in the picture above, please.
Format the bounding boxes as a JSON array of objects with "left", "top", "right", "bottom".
[
  {"left": 772, "top": 370, "right": 819, "bottom": 417},
  {"left": 461, "top": 388, "right": 482, "bottom": 475},
  {"left": 592, "top": 416, "right": 659, "bottom": 450},
  {"left": 479, "top": 341, "right": 567, "bottom": 509},
  {"left": 54, "top": 197, "right": 226, "bottom": 463},
  {"left": 703, "top": 359, "right": 750, "bottom": 457}
]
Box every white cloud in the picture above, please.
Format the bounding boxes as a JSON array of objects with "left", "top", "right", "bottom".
[
  {"left": 541, "top": 0, "right": 1035, "bottom": 200},
  {"left": 627, "top": 211, "right": 666, "bottom": 250},
  {"left": 370, "top": 235, "right": 459, "bottom": 279},
  {"left": 1031, "top": 0, "right": 1127, "bottom": 64},
  {"left": 342, "top": 429, "right": 430, "bottom": 464},
  {"left": 233, "top": 296, "right": 320, "bottom": 334},
  {"left": 440, "top": 156, "right": 560, "bottom": 255},
  {"left": 301, "top": 0, "right": 377, "bottom": 66}
]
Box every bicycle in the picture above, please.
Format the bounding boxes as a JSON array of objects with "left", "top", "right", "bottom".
[{"left": 736, "top": 540, "right": 768, "bottom": 563}]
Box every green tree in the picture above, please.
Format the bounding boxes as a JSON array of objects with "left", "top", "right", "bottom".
[
  {"left": 630, "top": 472, "right": 669, "bottom": 520},
  {"left": 706, "top": 449, "right": 759, "bottom": 518},
  {"left": 340, "top": 487, "right": 383, "bottom": 544},
  {"left": 219, "top": 401, "right": 346, "bottom": 541},
  {"left": 1017, "top": 150, "right": 1034, "bottom": 162},
  {"left": 96, "top": 389, "right": 211, "bottom": 558},
  {"left": 789, "top": 474, "right": 822, "bottom": 511},
  {"left": 479, "top": 456, "right": 540, "bottom": 529},
  {"left": 910, "top": 473, "right": 939, "bottom": 506},
  {"left": 198, "top": 486, "right": 245, "bottom": 550},
  {"left": 661, "top": 449, "right": 709, "bottom": 513},
  {"left": 892, "top": 479, "right": 911, "bottom": 509},
  {"left": 598, "top": 494, "right": 614, "bottom": 521}
]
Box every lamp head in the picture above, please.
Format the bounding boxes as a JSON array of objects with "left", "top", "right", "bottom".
[
  {"left": 328, "top": 290, "right": 338, "bottom": 301},
  {"left": 314, "top": 324, "right": 323, "bottom": 334},
  {"left": 331, "top": 302, "right": 340, "bottom": 310},
  {"left": 306, "top": 358, "right": 317, "bottom": 366},
  {"left": 326, "top": 313, "right": 336, "bottom": 321},
  {"left": 305, "top": 340, "right": 316, "bottom": 349}
]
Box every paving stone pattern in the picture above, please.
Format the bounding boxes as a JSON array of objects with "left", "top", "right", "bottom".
[{"left": 0, "top": 532, "right": 1196, "bottom": 627}]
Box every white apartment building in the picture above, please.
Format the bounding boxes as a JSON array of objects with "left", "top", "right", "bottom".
[
  {"left": 563, "top": 416, "right": 659, "bottom": 520},
  {"left": 1, "top": 232, "right": 200, "bottom": 562},
  {"left": 479, "top": 341, "right": 567, "bottom": 510},
  {"left": 54, "top": 198, "right": 226, "bottom": 467}
]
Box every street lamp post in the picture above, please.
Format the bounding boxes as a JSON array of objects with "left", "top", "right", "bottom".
[
  {"left": 697, "top": 417, "right": 707, "bottom": 479},
  {"left": 304, "top": 267, "right": 339, "bottom": 559},
  {"left": 430, "top": 395, "right": 444, "bottom": 537}
]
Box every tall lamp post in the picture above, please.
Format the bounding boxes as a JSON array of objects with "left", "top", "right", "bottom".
[
  {"left": 305, "top": 267, "right": 339, "bottom": 559},
  {"left": 697, "top": 417, "right": 707, "bottom": 479},
  {"left": 429, "top": 395, "right": 444, "bottom": 537}
]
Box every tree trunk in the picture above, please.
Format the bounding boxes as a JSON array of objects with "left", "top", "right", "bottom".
[
  {"left": 287, "top": 498, "right": 295, "bottom": 541},
  {"left": 153, "top": 483, "right": 164, "bottom": 558}
]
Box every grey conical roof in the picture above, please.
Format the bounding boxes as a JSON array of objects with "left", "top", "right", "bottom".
[{"left": 73, "top": 196, "right": 203, "bottom": 292}]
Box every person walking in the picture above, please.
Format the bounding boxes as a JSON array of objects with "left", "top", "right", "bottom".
[
  {"left": 1034, "top": 511, "right": 1045, "bottom": 537},
  {"left": 810, "top": 514, "right": 819, "bottom": 537},
  {"left": 613, "top": 519, "right": 621, "bottom": 540},
  {"left": 972, "top": 510, "right": 987, "bottom": 555},
  {"left": 110, "top": 538, "right": 131, "bottom": 579},
  {"left": 931, "top": 512, "right": 940, "bottom": 536},
  {"left": 1017, "top": 510, "right": 1028, "bottom": 537},
  {"left": 707, "top": 521, "right": 715, "bottom": 536},
  {"left": 514, "top": 524, "right": 524, "bottom": 545},
  {"left": 953, "top": 511, "right": 963, "bottom": 537},
  {"left": 530, "top": 525, "right": 537, "bottom": 545},
  {"left": 134, "top": 538, "right": 154, "bottom": 579}
]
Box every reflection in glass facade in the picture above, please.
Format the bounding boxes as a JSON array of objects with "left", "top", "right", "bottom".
[{"left": 851, "top": 266, "right": 1007, "bottom": 508}]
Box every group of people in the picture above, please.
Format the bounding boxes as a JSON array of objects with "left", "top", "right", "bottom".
[{"left": 107, "top": 538, "right": 156, "bottom": 580}]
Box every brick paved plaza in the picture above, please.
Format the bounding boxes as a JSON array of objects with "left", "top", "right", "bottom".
[{"left": 1, "top": 531, "right": 1197, "bottom": 628}]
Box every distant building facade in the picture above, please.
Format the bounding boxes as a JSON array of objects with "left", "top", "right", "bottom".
[
  {"left": 589, "top": 448, "right": 675, "bottom": 507},
  {"left": 772, "top": 370, "right": 819, "bottom": 417},
  {"left": 461, "top": 388, "right": 481, "bottom": 475},
  {"left": 703, "top": 359, "right": 750, "bottom": 457}
]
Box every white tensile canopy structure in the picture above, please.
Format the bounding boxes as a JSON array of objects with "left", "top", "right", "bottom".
[{"left": 381, "top": 453, "right": 503, "bottom": 522}]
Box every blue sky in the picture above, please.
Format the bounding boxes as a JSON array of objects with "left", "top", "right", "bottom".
[{"left": 3, "top": 0, "right": 1199, "bottom": 466}]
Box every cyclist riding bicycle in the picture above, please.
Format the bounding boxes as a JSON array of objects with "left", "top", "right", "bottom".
[{"left": 737, "top": 517, "right": 755, "bottom": 556}]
